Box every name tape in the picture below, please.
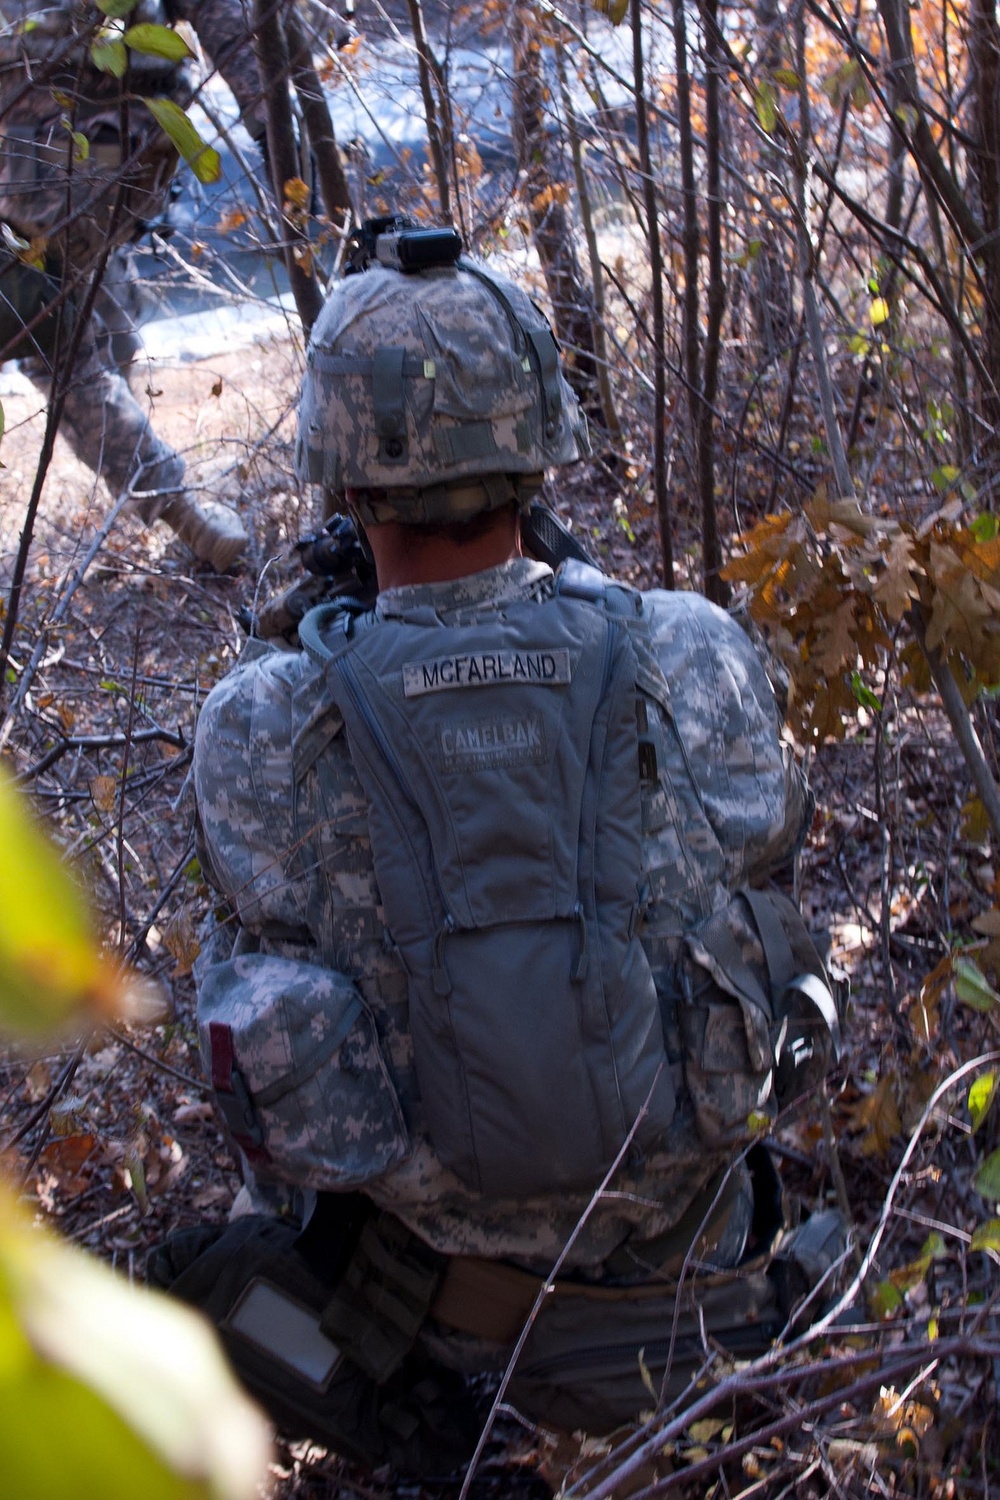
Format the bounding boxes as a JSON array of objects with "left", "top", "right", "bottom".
[{"left": 403, "top": 648, "right": 572, "bottom": 698}]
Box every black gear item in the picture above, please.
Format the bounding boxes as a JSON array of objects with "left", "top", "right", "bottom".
[{"left": 147, "top": 1211, "right": 480, "bottom": 1477}]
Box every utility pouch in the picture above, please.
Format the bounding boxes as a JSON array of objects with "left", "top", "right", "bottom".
[
  {"left": 197, "top": 953, "right": 410, "bottom": 1190},
  {"left": 320, "top": 1211, "right": 447, "bottom": 1383},
  {"left": 672, "top": 889, "right": 841, "bottom": 1142},
  {"left": 509, "top": 1262, "right": 783, "bottom": 1435}
]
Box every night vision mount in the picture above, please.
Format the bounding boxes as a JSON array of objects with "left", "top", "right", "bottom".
[{"left": 344, "top": 215, "right": 463, "bottom": 275}]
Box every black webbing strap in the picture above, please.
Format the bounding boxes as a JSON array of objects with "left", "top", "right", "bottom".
[{"left": 319, "top": 1212, "right": 446, "bottom": 1383}]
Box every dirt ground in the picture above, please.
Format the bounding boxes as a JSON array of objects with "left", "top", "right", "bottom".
[{"left": 0, "top": 337, "right": 998, "bottom": 1497}]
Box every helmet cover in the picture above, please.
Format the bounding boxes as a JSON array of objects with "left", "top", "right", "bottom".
[{"left": 295, "top": 258, "right": 589, "bottom": 521}]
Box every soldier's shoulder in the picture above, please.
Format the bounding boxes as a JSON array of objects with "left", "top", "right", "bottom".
[{"left": 196, "top": 641, "right": 321, "bottom": 752}]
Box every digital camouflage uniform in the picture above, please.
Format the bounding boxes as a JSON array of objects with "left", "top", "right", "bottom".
[
  {"left": 193, "top": 558, "right": 809, "bottom": 1275},
  {"left": 0, "top": 1, "right": 263, "bottom": 535}
]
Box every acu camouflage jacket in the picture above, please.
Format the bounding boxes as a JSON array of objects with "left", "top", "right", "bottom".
[{"left": 193, "top": 559, "right": 808, "bottom": 1273}]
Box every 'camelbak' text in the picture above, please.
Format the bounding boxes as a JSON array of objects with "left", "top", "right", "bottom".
[{"left": 402, "top": 648, "right": 572, "bottom": 698}]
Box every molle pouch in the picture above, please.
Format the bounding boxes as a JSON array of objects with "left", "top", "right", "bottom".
[
  {"left": 197, "top": 953, "right": 410, "bottom": 1190},
  {"left": 676, "top": 889, "right": 841, "bottom": 1142}
]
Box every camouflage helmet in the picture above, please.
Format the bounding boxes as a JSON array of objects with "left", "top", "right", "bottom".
[{"left": 295, "top": 258, "right": 590, "bottom": 524}]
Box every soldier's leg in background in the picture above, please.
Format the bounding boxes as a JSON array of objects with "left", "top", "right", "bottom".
[
  {"left": 93, "top": 249, "right": 144, "bottom": 375},
  {"left": 25, "top": 309, "right": 248, "bottom": 571}
]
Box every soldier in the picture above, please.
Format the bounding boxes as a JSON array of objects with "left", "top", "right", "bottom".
[
  {"left": 0, "top": 0, "right": 269, "bottom": 570},
  {"left": 152, "top": 235, "right": 844, "bottom": 1470}
]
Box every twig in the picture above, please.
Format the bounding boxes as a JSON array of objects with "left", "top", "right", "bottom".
[
  {"left": 819, "top": 1082, "right": 860, "bottom": 1266},
  {"left": 0, "top": 489, "right": 134, "bottom": 752},
  {"left": 573, "top": 1049, "right": 1000, "bottom": 1500},
  {"left": 4, "top": 1036, "right": 89, "bottom": 1155},
  {"left": 16, "top": 728, "right": 187, "bottom": 782},
  {"left": 116, "top": 624, "right": 143, "bottom": 947},
  {"left": 104, "top": 1026, "right": 210, "bottom": 1095}
]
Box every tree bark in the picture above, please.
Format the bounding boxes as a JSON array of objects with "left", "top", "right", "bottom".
[
  {"left": 511, "top": 0, "right": 599, "bottom": 411},
  {"left": 253, "top": 0, "right": 324, "bottom": 337},
  {"left": 284, "top": 5, "right": 355, "bottom": 230},
  {"left": 632, "top": 0, "right": 673, "bottom": 586}
]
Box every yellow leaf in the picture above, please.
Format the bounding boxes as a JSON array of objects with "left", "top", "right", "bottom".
[
  {"left": 283, "top": 176, "right": 311, "bottom": 212},
  {"left": 0, "top": 771, "right": 121, "bottom": 1034},
  {"left": 215, "top": 209, "right": 247, "bottom": 235},
  {"left": 870, "top": 297, "right": 890, "bottom": 326},
  {"left": 689, "top": 1418, "right": 726, "bottom": 1443},
  {"left": 847, "top": 1074, "right": 901, "bottom": 1157},
  {"left": 162, "top": 911, "right": 201, "bottom": 977},
  {"left": 0, "top": 1183, "right": 270, "bottom": 1496},
  {"left": 873, "top": 532, "right": 921, "bottom": 624}
]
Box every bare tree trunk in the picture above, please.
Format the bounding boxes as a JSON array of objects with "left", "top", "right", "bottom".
[
  {"left": 698, "top": 0, "right": 727, "bottom": 605},
  {"left": 511, "top": 0, "right": 599, "bottom": 411},
  {"left": 405, "top": 0, "right": 455, "bottom": 226},
  {"left": 635, "top": 0, "right": 674, "bottom": 587},
  {"left": 751, "top": 0, "right": 795, "bottom": 360},
  {"left": 969, "top": 0, "right": 1000, "bottom": 467},
  {"left": 556, "top": 42, "right": 621, "bottom": 442},
  {"left": 253, "top": 0, "right": 324, "bottom": 337},
  {"left": 284, "top": 5, "right": 355, "bottom": 230}
]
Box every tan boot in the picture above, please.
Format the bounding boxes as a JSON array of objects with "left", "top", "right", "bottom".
[{"left": 159, "top": 495, "right": 248, "bottom": 572}]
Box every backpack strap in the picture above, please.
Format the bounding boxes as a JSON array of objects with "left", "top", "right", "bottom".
[
  {"left": 298, "top": 599, "right": 374, "bottom": 667},
  {"left": 741, "top": 888, "right": 843, "bottom": 1063}
]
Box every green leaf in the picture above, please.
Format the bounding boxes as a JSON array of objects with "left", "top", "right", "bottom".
[
  {"left": 970, "top": 1217, "right": 1000, "bottom": 1253},
  {"left": 971, "top": 512, "right": 999, "bottom": 542},
  {"left": 140, "top": 97, "right": 221, "bottom": 184},
  {"left": 772, "top": 67, "right": 800, "bottom": 89},
  {"left": 974, "top": 1148, "right": 1000, "bottom": 1200},
  {"left": 848, "top": 333, "right": 871, "bottom": 357},
  {"left": 0, "top": 770, "right": 113, "bottom": 1035},
  {"left": 89, "top": 37, "right": 127, "bottom": 77},
  {"left": 607, "top": 0, "right": 629, "bottom": 22},
  {"left": 123, "top": 23, "right": 192, "bottom": 62},
  {"left": 870, "top": 1279, "right": 904, "bottom": 1319},
  {"left": 969, "top": 1072, "right": 997, "bottom": 1132},
  {"left": 889, "top": 1231, "right": 946, "bottom": 1290},
  {"left": 850, "top": 671, "right": 882, "bottom": 713},
  {"left": 754, "top": 80, "right": 778, "bottom": 134},
  {"left": 931, "top": 464, "right": 961, "bottom": 494},
  {"left": 95, "top": 0, "right": 139, "bottom": 14},
  {"left": 955, "top": 957, "right": 1000, "bottom": 1013}
]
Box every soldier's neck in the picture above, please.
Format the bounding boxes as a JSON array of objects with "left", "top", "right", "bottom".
[{"left": 364, "top": 513, "right": 522, "bottom": 592}]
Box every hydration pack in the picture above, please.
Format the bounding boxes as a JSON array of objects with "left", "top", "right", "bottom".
[{"left": 299, "top": 563, "right": 678, "bottom": 1198}]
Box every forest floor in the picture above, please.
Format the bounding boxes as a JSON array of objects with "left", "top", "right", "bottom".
[{"left": 0, "top": 334, "right": 997, "bottom": 1498}]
